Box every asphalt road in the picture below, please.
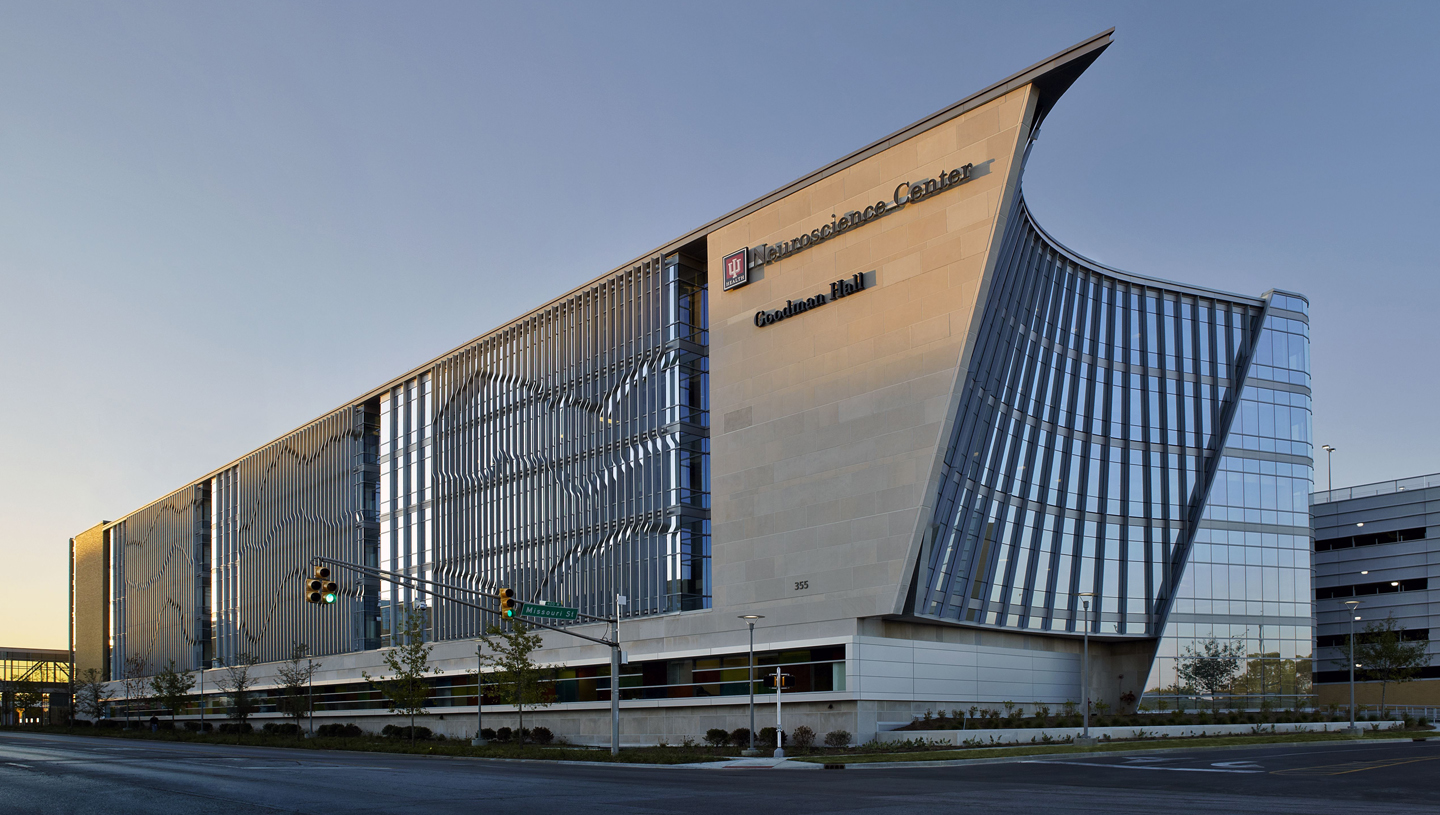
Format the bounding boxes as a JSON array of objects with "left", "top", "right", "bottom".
[{"left": 0, "top": 731, "right": 1436, "bottom": 814}]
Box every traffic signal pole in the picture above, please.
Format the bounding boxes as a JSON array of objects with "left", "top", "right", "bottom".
[{"left": 310, "top": 556, "right": 624, "bottom": 753}]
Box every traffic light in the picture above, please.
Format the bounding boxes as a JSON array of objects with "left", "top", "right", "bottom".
[
  {"left": 498, "top": 587, "right": 517, "bottom": 617},
  {"left": 307, "top": 566, "right": 338, "bottom": 605}
]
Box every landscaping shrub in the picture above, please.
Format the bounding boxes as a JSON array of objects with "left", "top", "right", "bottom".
[
  {"left": 530, "top": 726, "right": 554, "bottom": 745},
  {"left": 383, "top": 725, "right": 432, "bottom": 741},
  {"left": 262, "top": 723, "right": 302, "bottom": 735},
  {"left": 704, "top": 728, "right": 730, "bottom": 747},
  {"left": 94, "top": 719, "right": 122, "bottom": 729},
  {"left": 217, "top": 722, "right": 253, "bottom": 735},
  {"left": 824, "top": 729, "right": 851, "bottom": 748},
  {"left": 758, "top": 727, "right": 778, "bottom": 747},
  {"left": 496, "top": 726, "right": 513, "bottom": 742},
  {"left": 728, "top": 727, "right": 751, "bottom": 748},
  {"left": 480, "top": 728, "right": 496, "bottom": 741},
  {"left": 317, "top": 723, "right": 363, "bottom": 738},
  {"left": 790, "top": 725, "right": 815, "bottom": 749},
  {"left": 157, "top": 721, "right": 176, "bottom": 731},
  {"left": 183, "top": 721, "right": 202, "bottom": 732}
]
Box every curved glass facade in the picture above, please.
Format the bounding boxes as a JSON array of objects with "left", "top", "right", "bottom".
[{"left": 917, "top": 197, "right": 1312, "bottom": 699}]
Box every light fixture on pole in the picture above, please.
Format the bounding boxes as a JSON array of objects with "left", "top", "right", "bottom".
[
  {"left": 1077, "top": 592, "right": 1095, "bottom": 744},
  {"left": 1344, "top": 599, "right": 1361, "bottom": 734},
  {"left": 471, "top": 644, "right": 486, "bottom": 746},
  {"left": 739, "top": 615, "right": 764, "bottom": 756},
  {"left": 307, "top": 654, "right": 315, "bottom": 738},
  {"left": 1321, "top": 445, "right": 1336, "bottom": 492}
]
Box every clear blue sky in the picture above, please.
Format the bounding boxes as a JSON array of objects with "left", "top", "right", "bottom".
[{"left": 3, "top": 1, "right": 1436, "bottom": 648}]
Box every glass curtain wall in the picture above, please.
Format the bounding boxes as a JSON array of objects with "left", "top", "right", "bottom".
[
  {"left": 378, "top": 251, "right": 711, "bottom": 644},
  {"left": 1149, "top": 294, "right": 1313, "bottom": 705},
  {"left": 918, "top": 199, "right": 1264, "bottom": 639},
  {"left": 110, "top": 252, "right": 710, "bottom": 671}
]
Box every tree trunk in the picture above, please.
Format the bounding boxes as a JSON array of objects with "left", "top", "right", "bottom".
[{"left": 411, "top": 712, "right": 416, "bottom": 744}]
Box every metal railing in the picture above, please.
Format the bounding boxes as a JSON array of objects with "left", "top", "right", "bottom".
[{"left": 1312, "top": 472, "right": 1440, "bottom": 505}]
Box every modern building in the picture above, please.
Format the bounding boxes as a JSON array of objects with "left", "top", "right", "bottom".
[
  {"left": 1312, "top": 473, "right": 1439, "bottom": 707},
  {"left": 0, "top": 647, "right": 72, "bottom": 726},
  {"left": 70, "top": 29, "right": 1316, "bottom": 743}
]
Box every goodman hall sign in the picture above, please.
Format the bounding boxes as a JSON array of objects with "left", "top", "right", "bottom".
[
  {"left": 754, "top": 272, "right": 868, "bottom": 327},
  {"left": 723, "top": 162, "right": 975, "bottom": 292}
]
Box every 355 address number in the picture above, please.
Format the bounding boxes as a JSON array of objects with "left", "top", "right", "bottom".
[{"left": 794, "top": 581, "right": 809, "bottom": 591}]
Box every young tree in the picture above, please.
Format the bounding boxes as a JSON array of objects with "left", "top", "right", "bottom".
[
  {"left": 75, "top": 668, "right": 108, "bottom": 722},
  {"left": 275, "top": 643, "right": 321, "bottom": 735},
  {"left": 122, "top": 655, "right": 150, "bottom": 726},
  {"left": 363, "top": 609, "right": 439, "bottom": 743},
  {"left": 1176, "top": 636, "right": 1244, "bottom": 712},
  {"left": 479, "top": 620, "right": 558, "bottom": 745},
  {"left": 1350, "top": 615, "right": 1429, "bottom": 717},
  {"left": 214, "top": 653, "right": 260, "bottom": 723},
  {"left": 149, "top": 660, "right": 197, "bottom": 722}
]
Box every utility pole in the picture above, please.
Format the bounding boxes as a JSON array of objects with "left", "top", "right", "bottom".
[
  {"left": 1078, "top": 593, "right": 1094, "bottom": 744},
  {"left": 471, "top": 645, "right": 486, "bottom": 746},
  {"left": 1345, "top": 599, "right": 1361, "bottom": 734},
  {"left": 611, "top": 593, "right": 624, "bottom": 756},
  {"left": 307, "top": 656, "right": 315, "bottom": 737},
  {"left": 739, "top": 615, "right": 763, "bottom": 756}
]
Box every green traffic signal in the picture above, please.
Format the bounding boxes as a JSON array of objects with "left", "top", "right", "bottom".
[{"left": 323, "top": 592, "right": 337, "bottom": 604}]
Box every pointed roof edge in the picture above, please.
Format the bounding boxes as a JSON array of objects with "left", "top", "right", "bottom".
[
  {"left": 650, "top": 27, "right": 1115, "bottom": 263},
  {"left": 350, "top": 28, "right": 1117, "bottom": 398},
  {"left": 91, "top": 31, "right": 1117, "bottom": 527}
]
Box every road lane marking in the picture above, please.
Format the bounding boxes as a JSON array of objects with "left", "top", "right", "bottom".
[
  {"left": 1272, "top": 755, "right": 1440, "bottom": 776},
  {"left": 5, "top": 763, "right": 34, "bottom": 769},
  {"left": 1022, "top": 760, "right": 1262, "bottom": 774}
]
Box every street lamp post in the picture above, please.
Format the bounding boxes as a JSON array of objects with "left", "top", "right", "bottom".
[
  {"left": 307, "top": 656, "right": 315, "bottom": 737},
  {"left": 1344, "top": 599, "right": 1361, "bottom": 733},
  {"left": 1321, "top": 445, "right": 1336, "bottom": 492},
  {"left": 472, "top": 645, "right": 486, "bottom": 746},
  {"left": 1078, "top": 593, "right": 1094, "bottom": 743},
  {"left": 739, "top": 615, "right": 764, "bottom": 756}
]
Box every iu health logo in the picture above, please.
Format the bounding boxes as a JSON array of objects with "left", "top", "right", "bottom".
[{"left": 722, "top": 248, "right": 748, "bottom": 291}]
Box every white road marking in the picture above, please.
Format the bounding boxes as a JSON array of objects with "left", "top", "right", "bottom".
[
  {"left": 5, "top": 763, "right": 33, "bottom": 769},
  {"left": 1023, "top": 759, "right": 1263, "bottom": 774}
]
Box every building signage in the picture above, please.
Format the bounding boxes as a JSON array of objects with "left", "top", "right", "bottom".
[
  {"left": 725, "top": 163, "right": 973, "bottom": 291},
  {"left": 754, "top": 272, "right": 869, "bottom": 327},
  {"left": 722, "top": 249, "right": 748, "bottom": 291}
]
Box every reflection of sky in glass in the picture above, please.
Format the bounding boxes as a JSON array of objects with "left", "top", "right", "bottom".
[
  {"left": 1149, "top": 292, "right": 1313, "bottom": 699},
  {"left": 378, "top": 374, "right": 432, "bottom": 647},
  {"left": 921, "top": 207, "right": 1275, "bottom": 644}
]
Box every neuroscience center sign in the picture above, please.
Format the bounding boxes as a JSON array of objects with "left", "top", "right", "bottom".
[{"left": 723, "top": 162, "right": 974, "bottom": 292}]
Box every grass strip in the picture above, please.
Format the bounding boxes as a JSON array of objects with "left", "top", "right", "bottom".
[
  {"left": 791, "top": 730, "right": 1425, "bottom": 765},
  {"left": 2, "top": 726, "right": 733, "bottom": 764}
]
